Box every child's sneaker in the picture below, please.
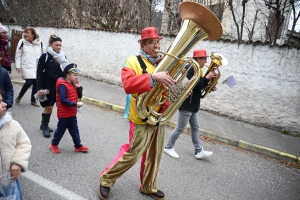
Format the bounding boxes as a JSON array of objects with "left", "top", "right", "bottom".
[
  {"left": 50, "top": 144, "right": 61, "bottom": 154},
  {"left": 74, "top": 145, "right": 89, "bottom": 152}
]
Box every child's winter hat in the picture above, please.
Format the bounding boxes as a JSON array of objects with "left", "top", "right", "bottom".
[{"left": 0, "top": 23, "right": 8, "bottom": 33}]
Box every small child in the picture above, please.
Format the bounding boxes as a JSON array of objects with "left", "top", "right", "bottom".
[
  {"left": 49, "top": 63, "right": 88, "bottom": 154},
  {"left": 0, "top": 91, "right": 32, "bottom": 199}
]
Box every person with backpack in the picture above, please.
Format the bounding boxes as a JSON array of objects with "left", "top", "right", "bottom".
[
  {"left": 36, "top": 34, "right": 68, "bottom": 138},
  {"left": 0, "top": 23, "right": 11, "bottom": 74},
  {"left": 15, "top": 27, "right": 44, "bottom": 107}
]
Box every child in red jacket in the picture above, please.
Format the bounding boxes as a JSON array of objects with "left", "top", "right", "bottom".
[{"left": 49, "top": 63, "right": 88, "bottom": 154}]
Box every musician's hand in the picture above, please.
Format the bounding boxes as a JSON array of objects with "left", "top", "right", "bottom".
[
  {"left": 152, "top": 72, "right": 174, "bottom": 90},
  {"left": 187, "top": 90, "right": 193, "bottom": 98},
  {"left": 212, "top": 86, "right": 217, "bottom": 91},
  {"left": 206, "top": 71, "right": 218, "bottom": 79}
]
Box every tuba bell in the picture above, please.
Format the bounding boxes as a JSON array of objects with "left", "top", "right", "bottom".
[
  {"left": 136, "top": 2, "right": 223, "bottom": 126},
  {"left": 201, "top": 52, "right": 228, "bottom": 98}
]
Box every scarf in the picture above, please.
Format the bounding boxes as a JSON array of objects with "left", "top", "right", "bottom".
[
  {"left": 0, "top": 112, "right": 12, "bottom": 130},
  {"left": 139, "top": 49, "right": 162, "bottom": 66},
  {"left": 47, "top": 47, "right": 68, "bottom": 71},
  {"left": 0, "top": 37, "right": 11, "bottom": 66}
]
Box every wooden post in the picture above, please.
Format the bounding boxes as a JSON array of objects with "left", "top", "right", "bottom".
[{"left": 10, "top": 29, "right": 23, "bottom": 62}]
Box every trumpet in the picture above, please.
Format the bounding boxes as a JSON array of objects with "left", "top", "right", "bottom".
[{"left": 201, "top": 53, "right": 228, "bottom": 98}]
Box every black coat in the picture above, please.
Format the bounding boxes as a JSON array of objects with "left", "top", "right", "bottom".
[
  {"left": 36, "top": 53, "right": 63, "bottom": 107},
  {"left": 0, "top": 66, "right": 13, "bottom": 108},
  {"left": 36, "top": 53, "right": 63, "bottom": 91},
  {"left": 179, "top": 67, "right": 209, "bottom": 112}
]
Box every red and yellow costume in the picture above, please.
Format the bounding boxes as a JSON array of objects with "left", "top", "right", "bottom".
[{"left": 100, "top": 55, "right": 165, "bottom": 194}]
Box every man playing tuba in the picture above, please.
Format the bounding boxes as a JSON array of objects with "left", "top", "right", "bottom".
[{"left": 98, "top": 27, "right": 174, "bottom": 200}]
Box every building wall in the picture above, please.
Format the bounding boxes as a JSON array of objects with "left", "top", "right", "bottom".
[{"left": 6, "top": 25, "right": 300, "bottom": 135}]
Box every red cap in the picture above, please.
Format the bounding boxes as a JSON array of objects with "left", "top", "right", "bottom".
[
  {"left": 193, "top": 49, "right": 208, "bottom": 58},
  {"left": 138, "top": 27, "right": 162, "bottom": 42}
]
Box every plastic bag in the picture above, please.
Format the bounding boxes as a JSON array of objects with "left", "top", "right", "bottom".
[
  {"left": 34, "top": 89, "right": 50, "bottom": 102},
  {"left": 0, "top": 173, "right": 21, "bottom": 200}
]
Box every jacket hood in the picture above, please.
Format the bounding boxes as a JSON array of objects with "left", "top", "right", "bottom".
[{"left": 22, "top": 33, "right": 41, "bottom": 45}]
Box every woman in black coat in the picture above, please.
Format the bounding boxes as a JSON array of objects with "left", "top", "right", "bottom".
[
  {"left": 36, "top": 34, "right": 68, "bottom": 138},
  {"left": 0, "top": 66, "right": 13, "bottom": 109}
]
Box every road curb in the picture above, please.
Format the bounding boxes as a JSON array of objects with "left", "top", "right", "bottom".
[
  {"left": 11, "top": 80, "right": 299, "bottom": 165},
  {"left": 81, "top": 96, "right": 299, "bottom": 165}
]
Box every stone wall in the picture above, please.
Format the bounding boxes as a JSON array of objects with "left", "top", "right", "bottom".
[{"left": 6, "top": 25, "right": 300, "bottom": 135}]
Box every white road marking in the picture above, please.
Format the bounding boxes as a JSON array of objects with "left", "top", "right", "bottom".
[{"left": 22, "top": 170, "right": 88, "bottom": 200}]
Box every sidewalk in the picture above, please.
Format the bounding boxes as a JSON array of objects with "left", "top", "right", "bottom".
[{"left": 9, "top": 67, "right": 300, "bottom": 165}]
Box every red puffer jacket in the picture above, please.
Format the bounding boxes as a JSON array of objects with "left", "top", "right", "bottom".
[{"left": 56, "top": 78, "right": 78, "bottom": 118}]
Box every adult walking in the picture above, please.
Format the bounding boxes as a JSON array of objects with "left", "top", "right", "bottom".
[
  {"left": 36, "top": 34, "right": 68, "bottom": 138},
  {"left": 0, "top": 65, "right": 13, "bottom": 109},
  {"left": 99, "top": 27, "right": 174, "bottom": 200},
  {"left": 15, "top": 27, "right": 44, "bottom": 107},
  {"left": 0, "top": 23, "right": 11, "bottom": 74},
  {"left": 164, "top": 49, "right": 217, "bottom": 159}
]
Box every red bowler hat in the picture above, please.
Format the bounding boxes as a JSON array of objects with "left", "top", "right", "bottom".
[
  {"left": 193, "top": 49, "right": 208, "bottom": 58},
  {"left": 138, "top": 27, "right": 162, "bottom": 42}
]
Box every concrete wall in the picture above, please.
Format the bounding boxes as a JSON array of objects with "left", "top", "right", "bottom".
[{"left": 5, "top": 25, "right": 300, "bottom": 135}]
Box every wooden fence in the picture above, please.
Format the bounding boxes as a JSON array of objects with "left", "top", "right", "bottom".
[{"left": 10, "top": 29, "right": 22, "bottom": 62}]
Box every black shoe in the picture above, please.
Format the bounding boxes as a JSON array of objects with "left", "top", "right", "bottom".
[
  {"left": 140, "top": 189, "right": 165, "bottom": 200},
  {"left": 42, "top": 126, "right": 51, "bottom": 138},
  {"left": 98, "top": 185, "right": 110, "bottom": 200},
  {"left": 40, "top": 124, "right": 53, "bottom": 132}
]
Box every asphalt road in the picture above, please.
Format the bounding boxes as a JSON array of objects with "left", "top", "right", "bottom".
[{"left": 9, "top": 83, "right": 300, "bottom": 200}]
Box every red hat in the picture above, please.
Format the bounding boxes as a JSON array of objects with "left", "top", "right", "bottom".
[
  {"left": 193, "top": 49, "right": 208, "bottom": 58},
  {"left": 138, "top": 27, "right": 162, "bottom": 42}
]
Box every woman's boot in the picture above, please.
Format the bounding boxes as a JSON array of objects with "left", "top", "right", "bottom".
[
  {"left": 41, "top": 113, "right": 51, "bottom": 138},
  {"left": 40, "top": 113, "right": 53, "bottom": 132}
]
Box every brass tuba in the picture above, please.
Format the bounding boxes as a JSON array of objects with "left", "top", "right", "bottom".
[
  {"left": 136, "top": 2, "right": 223, "bottom": 125},
  {"left": 201, "top": 52, "right": 228, "bottom": 98}
]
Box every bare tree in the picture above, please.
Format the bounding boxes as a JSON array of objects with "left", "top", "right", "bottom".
[
  {"left": 287, "top": 0, "right": 300, "bottom": 44},
  {"left": 1, "top": 0, "right": 298, "bottom": 46},
  {"left": 228, "top": 0, "right": 250, "bottom": 42},
  {"left": 256, "top": 0, "right": 290, "bottom": 45}
]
